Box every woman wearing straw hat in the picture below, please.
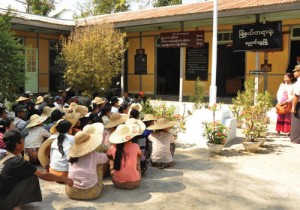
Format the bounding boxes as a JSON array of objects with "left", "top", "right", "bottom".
[
  {"left": 92, "top": 97, "right": 106, "bottom": 112},
  {"left": 64, "top": 112, "right": 81, "bottom": 135},
  {"left": 125, "top": 118, "right": 148, "bottom": 175},
  {"left": 100, "top": 105, "right": 112, "bottom": 126},
  {"left": 103, "top": 113, "right": 128, "bottom": 146},
  {"left": 107, "top": 124, "right": 142, "bottom": 189},
  {"left": 74, "top": 105, "right": 90, "bottom": 129},
  {"left": 147, "top": 118, "right": 176, "bottom": 169},
  {"left": 142, "top": 114, "right": 157, "bottom": 158},
  {"left": 49, "top": 120, "right": 74, "bottom": 177},
  {"left": 38, "top": 116, "right": 77, "bottom": 171},
  {"left": 66, "top": 131, "right": 108, "bottom": 200},
  {"left": 24, "top": 114, "right": 51, "bottom": 164},
  {"left": 83, "top": 122, "right": 110, "bottom": 176}
]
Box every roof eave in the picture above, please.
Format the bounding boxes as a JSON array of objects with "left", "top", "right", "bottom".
[
  {"left": 114, "top": 2, "right": 300, "bottom": 28},
  {"left": 11, "top": 17, "right": 74, "bottom": 32}
]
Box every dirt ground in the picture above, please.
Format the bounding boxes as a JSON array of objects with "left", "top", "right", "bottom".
[{"left": 21, "top": 121, "right": 300, "bottom": 210}]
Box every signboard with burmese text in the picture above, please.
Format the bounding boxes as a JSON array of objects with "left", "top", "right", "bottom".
[
  {"left": 232, "top": 21, "right": 282, "bottom": 51},
  {"left": 160, "top": 31, "right": 204, "bottom": 48},
  {"left": 185, "top": 43, "right": 209, "bottom": 81}
]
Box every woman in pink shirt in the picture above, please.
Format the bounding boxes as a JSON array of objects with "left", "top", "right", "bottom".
[
  {"left": 107, "top": 124, "right": 142, "bottom": 189},
  {"left": 65, "top": 129, "right": 108, "bottom": 200}
]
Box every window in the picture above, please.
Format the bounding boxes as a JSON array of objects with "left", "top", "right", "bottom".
[
  {"left": 291, "top": 27, "right": 300, "bottom": 40},
  {"left": 218, "top": 32, "right": 233, "bottom": 43},
  {"left": 25, "top": 48, "right": 38, "bottom": 72}
]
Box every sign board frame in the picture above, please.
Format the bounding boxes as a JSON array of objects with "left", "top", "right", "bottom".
[
  {"left": 232, "top": 21, "right": 283, "bottom": 52},
  {"left": 160, "top": 31, "right": 204, "bottom": 48}
]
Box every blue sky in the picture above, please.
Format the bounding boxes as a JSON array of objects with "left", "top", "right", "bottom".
[{"left": 0, "top": 0, "right": 202, "bottom": 19}]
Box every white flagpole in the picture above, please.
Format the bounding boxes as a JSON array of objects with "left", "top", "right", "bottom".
[{"left": 209, "top": 0, "right": 218, "bottom": 105}]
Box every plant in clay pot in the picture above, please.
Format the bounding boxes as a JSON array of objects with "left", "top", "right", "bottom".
[
  {"left": 233, "top": 78, "right": 272, "bottom": 152},
  {"left": 241, "top": 106, "right": 269, "bottom": 142},
  {"left": 202, "top": 104, "right": 229, "bottom": 154}
]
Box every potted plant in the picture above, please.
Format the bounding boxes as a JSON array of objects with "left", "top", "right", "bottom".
[
  {"left": 202, "top": 104, "right": 229, "bottom": 154},
  {"left": 231, "top": 78, "right": 272, "bottom": 152},
  {"left": 229, "top": 104, "right": 243, "bottom": 128}
]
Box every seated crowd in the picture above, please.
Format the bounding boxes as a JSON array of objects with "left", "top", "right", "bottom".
[{"left": 0, "top": 90, "right": 177, "bottom": 209}]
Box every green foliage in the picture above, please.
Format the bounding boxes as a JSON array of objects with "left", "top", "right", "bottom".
[
  {"left": 31, "top": 0, "right": 55, "bottom": 15},
  {"left": 189, "top": 77, "right": 204, "bottom": 110},
  {"left": 153, "top": 0, "right": 182, "bottom": 7},
  {"left": 241, "top": 106, "right": 269, "bottom": 142},
  {"left": 133, "top": 0, "right": 181, "bottom": 9},
  {"left": 203, "top": 121, "right": 228, "bottom": 145},
  {"left": 75, "top": 0, "right": 131, "bottom": 18},
  {"left": 230, "top": 78, "right": 255, "bottom": 121},
  {"left": 141, "top": 99, "right": 179, "bottom": 121},
  {"left": 17, "top": 0, "right": 55, "bottom": 16},
  {"left": 233, "top": 77, "right": 273, "bottom": 141},
  {"left": 140, "top": 97, "right": 155, "bottom": 115},
  {"left": 0, "top": 12, "right": 26, "bottom": 101},
  {"left": 202, "top": 104, "right": 229, "bottom": 145},
  {"left": 60, "top": 23, "right": 127, "bottom": 98}
]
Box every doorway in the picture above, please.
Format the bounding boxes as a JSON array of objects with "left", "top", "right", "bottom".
[
  {"left": 156, "top": 48, "right": 180, "bottom": 95},
  {"left": 217, "top": 44, "right": 245, "bottom": 96},
  {"left": 287, "top": 40, "right": 300, "bottom": 72},
  {"left": 25, "top": 47, "right": 38, "bottom": 93}
]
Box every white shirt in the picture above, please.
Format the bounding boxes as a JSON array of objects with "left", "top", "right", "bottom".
[
  {"left": 293, "top": 79, "right": 300, "bottom": 102},
  {"left": 111, "top": 106, "right": 119, "bottom": 113},
  {"left": 277, "top": 83, "right": 294, "bottom": 103},
  {"left": 53, "top": 102, "right": 63, "bottom": 108},
  {"left": 50, "top": 134, "right": 74, "bottom": 171},
  {"left": 25, "top": 126, "right": 51, "bottom": 148}
]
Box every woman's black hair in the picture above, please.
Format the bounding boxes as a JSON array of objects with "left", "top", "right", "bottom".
[
  {"left": 114, "top": 143, "right": 125, "bottom": 171},
  {"left": 3, "top": 129, "right": 22, "bottom": 152},
  {"left": 118, "top": 103, "right": 128, "bottom": 113},
  {"left": 89, "top": 103, "right": 99, "bottom": 112},
  {"left": 285, "top": 72, "right": 296, "bottom": 83},
  {"left": 0, "top": 118, "right": 12, "bottom": 133},
  {"left": 130, "top": 109, "right": 139, "bottom": 119},
  {"left": 100, "top": 105, "right": 111, "bottom": 118},
  {"left": 92, "top": 116, "right": 103, "bottom": 124},
  {"left": 0, "top": 107, "right": 5, "bottom": 117},
  {"left": 69, "top": 157, "right": 79, "bottom": 164},
  {"left": 56, "top": 120, "right": 72, "bottom": 157}
]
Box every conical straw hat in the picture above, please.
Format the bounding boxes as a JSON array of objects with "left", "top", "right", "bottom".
[
  {"left": 104, "top": 113, "right": 129, "bottom": 129},
  {"left": 69, "top": 131, "right": 102, "bottom": 158},
  {"left": 109, "top": 124, "right": 141, "bottom": 144},
  {"left": 147, "top": 118, "right": 176, "bottom": 130},
  {"left": 26, "top": 114, "right": 48, "bottom": 128}
]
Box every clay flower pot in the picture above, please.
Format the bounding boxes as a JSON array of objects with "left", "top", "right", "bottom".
[
  {"left": 206, "top": 142, "right": 224, "bottom": 154},
  {"left": 242, "top": 141, "right": 260, "bottom": 153},
  {"left": 258, "top": 138, "right": 266, "bottom": 147}
]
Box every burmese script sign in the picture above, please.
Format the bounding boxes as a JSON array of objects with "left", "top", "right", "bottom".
[
  {"left": 185, "top": 43, "right": 209, "bottom": 81},
  {"left": 160, "top": 31, "right": 204, "bottom": 48},
  {"left": 233, "top": 21, "right": 282, "bottom": 51}
]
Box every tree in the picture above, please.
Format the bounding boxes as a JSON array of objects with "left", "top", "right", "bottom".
[
  {"left": 60, "top": 23, "right": 127, "bottom": 97},
  {"left": 75, "top": 0, "right": 131, "bottom": 18},
  {"left": 134, "top": 0, "right": 181, "bottom": 8},
  {"left": 153, "top": 0, "right": 182, "bottom": 7},
  {"left": 15, "top": 0, "right": 55, "bottom": 16},
  {"left": 0, "top": 12, "right": 26, "bottom": 101}
]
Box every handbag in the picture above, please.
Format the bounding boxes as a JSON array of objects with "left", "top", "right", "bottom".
[{"left": 276, "top": 103, "right": 292, "bottom": 115}]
